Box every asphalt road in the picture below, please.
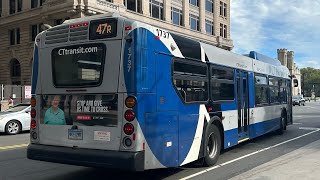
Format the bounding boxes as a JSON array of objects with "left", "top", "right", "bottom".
[{"left": 1, "top": 102, "right": 320, "bottom": 180}]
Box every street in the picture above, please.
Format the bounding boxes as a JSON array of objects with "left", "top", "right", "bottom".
[{"left": 1, "top": 103, "right": 320, "bottom": 180}]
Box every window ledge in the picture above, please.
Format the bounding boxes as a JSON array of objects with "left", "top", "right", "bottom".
[{"left": 7, "top": 44, "right": 22, "bottom": 49}]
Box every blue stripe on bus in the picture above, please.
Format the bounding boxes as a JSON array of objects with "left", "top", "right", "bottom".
[{"left": 31, "top": 46, "right": 39, "bottom": 94}]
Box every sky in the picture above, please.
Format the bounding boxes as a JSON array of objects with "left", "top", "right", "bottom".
[{"left": 230, "top": 0, "right": 320, "bottom": 69}]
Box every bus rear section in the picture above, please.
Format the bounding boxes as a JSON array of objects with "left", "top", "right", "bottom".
[{"left": 27, "top": 17, "right": 145, "bottom": 171}]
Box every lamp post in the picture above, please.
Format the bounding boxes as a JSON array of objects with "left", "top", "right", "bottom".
[{"left": 302, "top": 73, "right": 305, "bottom": 97}]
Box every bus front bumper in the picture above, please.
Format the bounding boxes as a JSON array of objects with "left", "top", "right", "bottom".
[{"left": 27, "top": 144, "right": 145, "bottom": 171}]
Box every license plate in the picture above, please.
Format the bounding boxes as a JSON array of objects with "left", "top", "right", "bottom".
[{"left": 68, "top": 129, "right": 83, "bottom": 140}]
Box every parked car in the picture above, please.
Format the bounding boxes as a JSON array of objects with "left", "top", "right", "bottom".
[
  {"left": 292, "top": 96, "right": 305, "bottom": 106},
  {"left": 0, "top": 104, "right": 31, "bottom": 135}
]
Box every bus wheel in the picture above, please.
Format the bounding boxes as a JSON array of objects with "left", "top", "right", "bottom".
[
  {"left": 203, "top": 125, "right": 221, "bottom": 166},
  {"left": 5, "top": 120, "right": 21, "bottom": 135},
  {"left": 276, "top": 114, "right": 286, "bottom": 135}
]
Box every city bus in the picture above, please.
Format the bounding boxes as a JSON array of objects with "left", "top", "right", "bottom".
[{"left": 27, "top": 13, "right": 295, "bottom": 171}]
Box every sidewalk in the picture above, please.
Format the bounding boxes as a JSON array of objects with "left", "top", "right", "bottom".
[{"left": 230, "top": 139, "right": 320, "bottom": 180}]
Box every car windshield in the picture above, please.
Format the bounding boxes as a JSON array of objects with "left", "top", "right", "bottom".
[
  {"left": 5, "top": 104, "right": 30, "bottom": 112},
  {"left": 292, "top": 96, "right": 299, "bottom": 99}
]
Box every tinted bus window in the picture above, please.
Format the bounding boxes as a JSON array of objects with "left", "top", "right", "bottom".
[
  {"left": 211, "top": 66, "right": 235, "bottom": 101},
  {"left": 255, "top": 74, "right": 268, "bottom": 105},
  {"left": 52, "top": 43, "right": 105, "bottom": 87},
  {"left": 172, "top": 59, "right": 208, "bottom": 103}
]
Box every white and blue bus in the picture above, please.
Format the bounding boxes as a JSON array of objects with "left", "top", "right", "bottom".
[{"left": 27, "top": 13, "right": 295, "bottom": 171}]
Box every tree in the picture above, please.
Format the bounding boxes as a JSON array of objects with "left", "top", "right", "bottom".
[{"left": 301, "top": 67, "right": 320, "bottom": 97}]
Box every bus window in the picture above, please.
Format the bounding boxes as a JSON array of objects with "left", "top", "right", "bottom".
[
  {"left": 211, "top": 66, "right": 235, "bottom": 101},
  {"left": 52, "top": 43, "right": 106, "bottom": 87},
  {"left": 255, "top": 74, "right": 268, "bottom": 105},
  {"left": 172, "top": 59, "right": 208, "bottom": 103}
]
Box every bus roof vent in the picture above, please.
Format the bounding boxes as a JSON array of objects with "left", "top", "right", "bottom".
[{"left": 45, "top": 23, "right": 89, "bottom": 44}]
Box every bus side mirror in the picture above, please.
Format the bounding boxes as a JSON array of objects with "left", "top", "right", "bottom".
[{"left": 293, "top": 79, "right": 298, "bottom": 87}]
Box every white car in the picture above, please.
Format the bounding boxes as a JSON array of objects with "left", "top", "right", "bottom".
[{"left": 0, "top": 104, "right": 31, "bottom": 135}]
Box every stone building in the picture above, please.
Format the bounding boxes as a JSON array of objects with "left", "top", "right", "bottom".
[
  {"left": 277, "top": 48, "right": 301, "bottom": 96},
  {"left": 0, "top": 0, "right": 233, "bottom": 85}
]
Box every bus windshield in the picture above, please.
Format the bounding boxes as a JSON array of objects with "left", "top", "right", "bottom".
[{"left": 52, "top": 43, "right": 106, "bottom": 87}]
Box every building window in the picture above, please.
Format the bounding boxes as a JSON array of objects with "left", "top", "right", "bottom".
[
  {"left": 0, "top": 0, "right": 2, "bottom": 17},
  {"left": 10, "top": 59, "right": 21, "bottom": 85},
  {"left": 40, "top": 0, "right": 46, "bottom": 6},
  {"left": 220, "top": 1, "right": 227, "bottom": 17},
  {"left": 220, "top": 23, "right": 227, "bottom": 38},
  {"left": 124, "top": 0, "right": 142, "bottom": 13},
  {"left": 17, "top": 0, "right": 22, "bottom": 12},
  {"left": 171, "top": 7, "right": 183, "bottom": 26},
  {"left": 206, "top": 20, "right": 214, "bottom": 35},
  {"left": 206, "top": 0, "right": 214, "bottom": 13},
  {"left": 223, "top": 2, "right": 227, "bottom": 17},
  {"left": 31, "top": 24, "right": 43, "bottom": 41},
  {"left": 190, "top": 14, "right": 199, "bottom": 31},
  {"left": 9, "top": 29, "right": 15, "bottom": 45},
  {"left": 31, "top": 0, "right": 38, "bottom": 8},
  {"left": 150, "top": 0, "right": 164, "bottom": 20},
  {"left": 189, "top": 0, "right": 199, "bottom": 7},
  {"left": 54, "top": 17, "right": 70, "bottom": 26},
  {"left": 16, "top": 28, "right": 20, "bottom": 44},
  {"left": 9, "top": 0, "right": 15, "bottom": 14},
  {"left": 31, "top": 0, "right": 45, "bottom": 8},
  {"left": 11, "top": 59, "right": 21, "bottom": 77},
  {"left": 9, "top": 28, "right": 20, "bottom": 45}
]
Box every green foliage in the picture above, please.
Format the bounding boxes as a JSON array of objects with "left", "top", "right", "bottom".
[{"left": 301, "top": 67, "right": 320, "bottom": 96}]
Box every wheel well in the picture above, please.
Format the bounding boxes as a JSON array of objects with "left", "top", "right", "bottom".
[{"left": 212, "top": 119, "right": 224, "bottom": 150}]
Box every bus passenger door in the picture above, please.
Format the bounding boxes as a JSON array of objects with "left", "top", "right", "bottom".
[{"left": 236, "top": 70, "right": 250, "bottom": 142}]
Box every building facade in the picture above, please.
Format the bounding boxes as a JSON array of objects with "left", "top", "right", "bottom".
[
  {"left": 277, "top": 48, "right": 301, "bottom": 96},
  {"left": 0, "top": 0, "right": 233, "bottom": 85}
]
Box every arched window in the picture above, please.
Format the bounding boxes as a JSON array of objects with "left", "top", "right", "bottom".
[{"left": 10, "top": 59, "right": 21, "bottom": 85}]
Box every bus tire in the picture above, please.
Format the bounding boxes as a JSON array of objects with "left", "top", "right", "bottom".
[
  {"left": 5, "top": 120, "right": 21, "bottom": 135},
  {"left": 203, "top": 124, "right": 221, "bottom": 167},
  {"left": 276, "top": 113, "right": 286, "bottom": 135}
]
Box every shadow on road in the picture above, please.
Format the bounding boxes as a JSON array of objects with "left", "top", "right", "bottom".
[{"left": 45, "top": 167, "right": 183, "bottom": 180}]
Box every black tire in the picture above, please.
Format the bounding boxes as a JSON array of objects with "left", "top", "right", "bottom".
[
  {"left": 5, "top": 120, "right": 21, "bottom": 135},
  {"left": 276, "top": 113, "right": 286, "bottom": 135},
  {"left": 298, "top": 102, "right": 301, "bottom": 106},
  {"left": 303, "top": 102, "right": 305, "bottom": 106},
  {"left": 203, "top": 125, "right": 221, "bottom": 167}
]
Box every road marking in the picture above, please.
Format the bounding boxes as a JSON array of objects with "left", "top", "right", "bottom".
[
  {"left": 179, "top": 129, "right": 320, "bottom": 180},
  {"left": 0, "top": 144, "right": 28, "bottom": 150},
  {"left": 293, "top": 123, "right": 302, "bottom": 125},
  {"left": 299, "top": 127, "right": 320, "bottom": 131}
]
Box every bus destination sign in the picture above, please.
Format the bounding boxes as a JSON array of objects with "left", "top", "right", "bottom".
[{"left": 89, "top": 18, "right": 117, "bottom": 40}]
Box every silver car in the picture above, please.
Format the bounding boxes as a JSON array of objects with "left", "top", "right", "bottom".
[{"left": 0, "top": 104, "right": 31, "bottom": 135}]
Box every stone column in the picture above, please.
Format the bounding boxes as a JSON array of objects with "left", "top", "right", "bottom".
[
  {"left": 164, "top": 0, "right": 171, "bottom": 22},
  {"left": 143, "top": 0, "right": 150, "bottom": 16},
  {"left": 2, "top": 0, "right": 8, "bottom": 16},
  {"left": 183, "top": 0, "right": 189, "bottom": 28},
  {"left": 113, "top": 0, "right": 123, "bottom": 5},
  {"left": 199, "top": 0, "right": 206, "bottom": 33}
]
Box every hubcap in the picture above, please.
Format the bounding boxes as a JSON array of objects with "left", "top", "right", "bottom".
[
  {"left": 8, "top": 122, "right": 19, "bottom": 134},
  {"left": 207, "top": 132, "right": 218, "bottom": 158}
]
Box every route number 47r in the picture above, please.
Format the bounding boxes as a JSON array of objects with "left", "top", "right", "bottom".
[
  {"left": 156, "top": 29, "right": 170, "bottom": 39},
  {"left": 96, "top": 23, "right": 112, "bottom": 35}
]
